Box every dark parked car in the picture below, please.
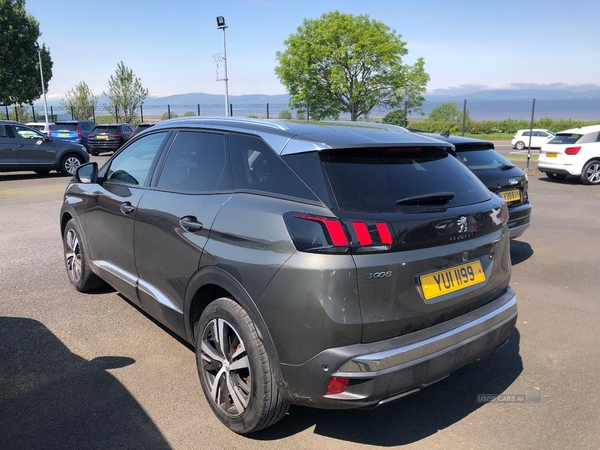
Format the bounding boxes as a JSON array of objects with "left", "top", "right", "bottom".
[
  {"left": 131, "top": 122, "right": 155, "bottom": 137},
  {"left": 49, "top": 120, "right": 96, "bottom": 149},
  {"left": 421, "top": 134, "right": 531, "bottom": 239},
  {"left": 61, "top": 118, "right": 517, "bottom": 433},
  {"left": 0, "top": 120, "right": 89, "bottom": 175},
  {"left": 87, "top": 123, "right": 135, "bottom": 156}
]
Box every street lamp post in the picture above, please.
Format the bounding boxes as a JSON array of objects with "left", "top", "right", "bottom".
[
  {"left": 34, "top": 42, "right": 49, "bottom": 124},
  {"left": 216, "top": 16, "right": 229, "bottom": 116}
]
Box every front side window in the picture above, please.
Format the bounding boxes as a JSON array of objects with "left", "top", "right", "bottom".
[
  {"left": 157, "top": 131, "right": 231, "bottom": 192},
  {"left": 13, "top": 125, "right": 44, "bottom": 140},
  {"left": 106, "top": 132, "right": 167, "bottom": 186}
]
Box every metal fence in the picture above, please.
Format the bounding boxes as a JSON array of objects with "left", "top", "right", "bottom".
[{"left": 1, "top": 98, "right": 598, "bottom": 124}]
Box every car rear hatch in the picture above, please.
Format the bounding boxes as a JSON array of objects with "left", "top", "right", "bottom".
[
  {"left": 89, "top": 126, "right": 120, "bottom": 140},
  {"left": 284, "top": 145, "right": 511, "bottom": 343},
  {"left": 52, "top": 123, "right": 79, "bottom": 139}
]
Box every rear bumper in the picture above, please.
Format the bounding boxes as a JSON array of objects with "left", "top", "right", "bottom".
[
  {"left": 538, "top": 160, "right": 581, "bottom": 176},
  {"left": 508, "top": 202, "right": 531, "bottom": 239},
  {"left": 280, "top": 287, "right": 517, "bottom": 409}
]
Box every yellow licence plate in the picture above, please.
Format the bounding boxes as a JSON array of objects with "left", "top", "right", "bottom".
[
  {"left": 420, "top": 260, "right": 486, "bottom": 300},
  {"left": 499, "top": 189, "right": 521, "bottom": 202},
  {"left": 97, "top": 135, "right": 109, "bottom": 139},
  {"left": 546, "top": 152, "right": 558, "bottom": 158},
  {"left": 58, "top": 132, "right": 70, "bottom": 137}
]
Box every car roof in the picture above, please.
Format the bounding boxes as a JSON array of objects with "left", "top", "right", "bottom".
[
  {"left": 148, "top": 117, "right": 450, "bottom": 154},
  {"left": 419, "top": 133, "right": 494, "bottom": 150},
  {"left": 556, "top": 124, "right": 600, "bottom": 135},
  {"left": 517, "top": 128, "right": 553, "bottom": 132}
]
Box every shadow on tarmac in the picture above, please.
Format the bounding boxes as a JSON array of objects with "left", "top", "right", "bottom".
[{"left": 0, "top": 317, "right": 171, "bottom": 450}]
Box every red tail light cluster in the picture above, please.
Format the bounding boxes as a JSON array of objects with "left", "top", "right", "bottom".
[
  {"left": 284, "top": 212, "right": 394, "bottom": 253},
  {"left": 565, "top": 146, "right": 581, "bottom": 155}
]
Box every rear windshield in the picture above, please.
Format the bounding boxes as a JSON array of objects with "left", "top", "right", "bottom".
[
  {"left": 53, "top": 123, "right": 78, "bottom": 131},
  {"left": 286, "top": 147, "right": 490, "bottom": 213},
  {"left": 93, "top": 126, "right": 118, "bottom": 133},
  {"left": 548, "top": 133, "right": 582, "bottom": 145},
  {"left": 455, "top": 149, "right": 513, "bottom": 170}
]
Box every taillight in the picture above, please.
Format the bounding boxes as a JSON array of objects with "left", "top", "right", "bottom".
[
  {"left": 77, "top": 127, "right": 83, "bottom": 138},
  {"left": 565, "top": 146, "right": 581, "bottom": 155},
  {"left": 110, "top": 133, "right": 122, "bottom": 138},
  {"left": 325, "top": 377, "right": 349, "bottom": 395},
  {"left": 284, "top": 212, "right": 394, "bottom": 253},
  {"left": 501, "top": 200, "right": 509, "bottom": 224},
  {"left": 88, "top": 133, "right": 96, "bottom": 138}
]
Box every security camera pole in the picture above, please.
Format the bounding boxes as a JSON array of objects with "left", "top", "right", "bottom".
[{"left": 216, "top": 16, "right": 230, "bottom": 116}]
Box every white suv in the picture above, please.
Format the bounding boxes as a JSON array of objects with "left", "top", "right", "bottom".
[
  {"left": 511, "top": 129, "right": 555, "bottom": 150},
  {"left": 538, "top": 124, "right": 600, "bottom": 184},
  {"left": 26, "top": 122, "right": 54, "bottom": 137}
]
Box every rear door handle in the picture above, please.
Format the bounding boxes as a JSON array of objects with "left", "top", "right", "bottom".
[
  {"left": 120, "top": 202, "right": 135, "bottom": 215},
  {"left": 179, "top": 216, "right": 203, "bottom": 232}
]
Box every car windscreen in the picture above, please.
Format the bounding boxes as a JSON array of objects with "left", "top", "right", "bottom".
[
  {"left": 93, "top": 126, "right": 119, "bottom": 133},
  {"left": 53, "top": 123, "right": 78, "bottom": 131},
  {"left": 548, "top": 133, "right": 583, "bottom": 145},
  {"left": 455, "top": 149, "right": 513, "bottom": 170},
  {"left": 289, "top": 147, "right": 490, "bottom": 213}
]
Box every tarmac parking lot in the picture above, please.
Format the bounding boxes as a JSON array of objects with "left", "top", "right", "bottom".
[{"left": 1, "top": 155, "right": 599, "bottom": 449}]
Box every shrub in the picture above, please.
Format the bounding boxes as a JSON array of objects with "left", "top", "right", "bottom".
[
  {"left": 184, "top": 111, "right": 196, "bottom": 117},
  {"left": 279, "top": 109, "right": 292, "bottom": 120},
  {"left": 383, "top": 109, "right": 406, "bottom": 127}
]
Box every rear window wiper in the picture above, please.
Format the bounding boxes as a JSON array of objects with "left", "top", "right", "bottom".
[
  {"left": 396, "top": 192, "right": 455, "bottom": 206},
  {"left": 499, "top": 164, "right": 515, "bottom": 171}
]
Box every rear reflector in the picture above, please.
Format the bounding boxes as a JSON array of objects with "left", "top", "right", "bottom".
[
  {"left": 565, "top": 146, "right": 581, "bottom": 155},
  {"left": 326, "top": 377, "right": 350, "bottom": 395}
]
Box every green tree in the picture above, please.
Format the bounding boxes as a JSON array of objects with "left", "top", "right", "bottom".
[
  {"left": 0, "top": 0, "right": 53, "bottom": 105},
  {"left": 103, "top": 61, "right": 148, "bottom": 124},
  {"left": 161, "top": 111, "right": 178, "bottom": 120},
  {"left": 278, "top": 109, "right": 292, "bottom": 120},
  {"left": 59, "top": 81, "right": 97, "bottom": 120},
  {"left": 428, "top": 102, "right": 470, "bottom": 123},
  {"left": 383, "top": 109, "right": 406, "bottom": 127},
  {"left": 184, "top": 111, "right": 196, "bottom": 116},
  {"left": 275, "top": 11, "right": 429, "bottom": 121}
]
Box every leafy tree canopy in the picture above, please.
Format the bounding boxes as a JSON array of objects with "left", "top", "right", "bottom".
[
  {"left": 103, "top": 61, "right": 148, "bottom": 124},
  {"left": 275, "top": 11, "right": 429, "bottom": 121},
  {"left": 60, "top": 81, "right": 97, "bottom": 120},
  {"left": 428, "top": 102, "right": 470, "bottom": 122},
  {"left": 0, "top": 0, "right": 53, "bottom": 105}
]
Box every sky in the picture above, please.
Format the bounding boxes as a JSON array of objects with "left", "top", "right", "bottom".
[{"left": 24, "top": 0, "right": 600, "bottom": 101}]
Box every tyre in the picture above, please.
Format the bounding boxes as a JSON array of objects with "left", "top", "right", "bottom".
[
  {"left": 34, "top": 170, "right": 50, "bottom": 175},
  {"left": 546, "top": 172, "right": 567, "bottom": 181},
  {"left": 195, "top": 297, "right": 289, "bottom": 434},
  {"left": 515, "top": 141, "right": 525, "bottom": 150},
  {"left": 580, "top": 161, "right": 600, "bottom": 185},
  {"left": 63, "top": 219, "right": 105, "bottom": 292},
  {"left": 90, "top": 150, "right": 99, "bottom": 156},
  {"left": 61, "top": 154, "right": 83, "bottom": 175}
]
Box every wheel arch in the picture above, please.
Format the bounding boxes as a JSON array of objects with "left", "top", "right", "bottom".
[{"left": 183, "top": 266, "right": 288, "bottom": 392}]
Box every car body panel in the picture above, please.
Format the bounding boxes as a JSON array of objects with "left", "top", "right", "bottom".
[
  {"left": 538, "top": 125, "right": 600, "bottom": 177},
  {"left": 0, "top": 121, "right": 89, "bottom": 174},
  {"left": 60, "top": 118, "right": 517, "bottom": 414},
  {"left": 511, "top": 129, "right": 555, "bottom": 149}
]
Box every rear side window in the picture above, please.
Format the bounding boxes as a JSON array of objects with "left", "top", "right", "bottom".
[
  {"left": 229, "top": 134, "right": 318, "bottom": 201},
  {"left": 313, "top": 147, "right": 490, "bottom": 213}
]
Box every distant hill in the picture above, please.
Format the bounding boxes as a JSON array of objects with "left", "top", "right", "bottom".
[{"left": 426, "top": 89, "right": 600, "bottom": 101}]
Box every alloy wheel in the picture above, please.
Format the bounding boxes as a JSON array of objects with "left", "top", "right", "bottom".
[
  {"left": 200, "top": 318, "right": 251, "bottom": 417},
  {"left": 64, "top": 229, "right": 82, "bottom": 283},
  {"left": 585, "top": 163, "right": 600, "bottom": 184}
]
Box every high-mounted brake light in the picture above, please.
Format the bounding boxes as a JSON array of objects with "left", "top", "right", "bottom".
[{"left": 565, "top": 146, "right": 581, "bottom": 155}]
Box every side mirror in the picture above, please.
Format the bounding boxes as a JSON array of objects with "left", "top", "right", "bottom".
[{"left": 75, "top": 162, "right": 98, "bottom": 184}]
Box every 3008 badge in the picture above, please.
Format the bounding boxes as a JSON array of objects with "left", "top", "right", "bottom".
[{"left": 367, "top": 271, "right": 392, "bottom": 280}]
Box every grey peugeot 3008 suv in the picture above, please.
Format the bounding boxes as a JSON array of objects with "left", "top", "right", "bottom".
[{"left": 60, "top": 117, "right": 517, "bottom": 434}]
